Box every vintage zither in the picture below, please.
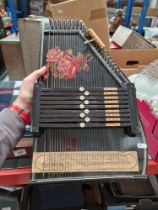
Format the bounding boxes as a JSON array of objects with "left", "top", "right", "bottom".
[{"left": 31, "top": 18, "right": 147, "bottom": 183}]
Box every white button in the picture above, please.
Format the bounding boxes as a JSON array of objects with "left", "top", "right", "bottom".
[
  {"left": 80, "top": 96, "right": 85, "bottom": 101},
  {"left": 84, "top": 109, "right": 90, "bottom": 114},
  {"left": 84, "top": 100, "right": 89, "bottom": 105},
  {"left": 80, "top": 123, "right": 85, "bottom": 128},
  {"left": 79, "top": 87, "right": 85, "bottom": 92},
  {"left": 80, "top": 113, "right": 85, "bottom": 118},
  {"left": 84, "top": 91, "right": 89, "bottom": 96},
  {"left": 85, "top": 117, "right": 90, "bottom": 122},
  {"left": 80, "top": 104, "right": 85, "bottom": 109}
]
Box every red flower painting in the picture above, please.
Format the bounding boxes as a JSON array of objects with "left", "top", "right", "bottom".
[{"left": 47, "top": 48, "right": 92, "bottom": 79}]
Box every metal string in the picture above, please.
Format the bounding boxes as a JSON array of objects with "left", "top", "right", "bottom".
[
  {"left": 76, "top": 19, "right": 80, "bottom": 176},
  {"left": 54, "top": 18, "right": 57, "bottom": 177},
  {"left": 48, "top": 20, "right": 51, "bottom": 178},
  {"left": 42, "top": 20, "right": 51, "bottom": 178}
]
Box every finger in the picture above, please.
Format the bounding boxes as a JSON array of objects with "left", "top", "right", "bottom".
[
  {"left": 41, "top": 70, "right": 48, "bottom": 81},
  {"left": 33, "top": 66, "right": 47, "bottom": 80},
  {"left": 43, "top": 71, "right": 48, "bottom": 80},
  {"left": 26, "top": 66, "right": 47, "bottom": 81}
]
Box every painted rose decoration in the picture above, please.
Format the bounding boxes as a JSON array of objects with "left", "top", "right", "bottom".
[{"left": 46, "top": 47, "right": 92, "bottom": 79}]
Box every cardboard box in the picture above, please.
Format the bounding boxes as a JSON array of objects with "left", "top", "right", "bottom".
[
  {"left": 0, "top": 34, "right": 25, "bottom": 80},
  {"left": 19, "top": 17, "right": 47, "bottom": 75},
  {"left": 121, "top": 66, "right": 145, "bottom": 77},
  {"left": 112, "top": 25, "right": 156, "bottom": 49},
  {"left": 45, "top": 0, "right": 110, "bottom": 51},
  {"left": 131, "top": 7, "right": 158, "bottom": 17},
  {"left": 109, "top": 48, "right": 158, "bottom": 69},
  {"left": 123, "top": 7, "right": 158, "bottom": 26},
  {"left": 109, "top": 47, "right": 158, "bottom": 164},
  {"left": 123, "top": 7, "right": 158, "bottom": 18}
]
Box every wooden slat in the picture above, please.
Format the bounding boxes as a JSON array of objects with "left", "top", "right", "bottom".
[
  {"left": 41, "top": 92, "right": 128, "bottom": 96},
  {"left": 40, "top": 113, "right": 130, "bottom": 118},
  {"left": 42, "top": 87, "right": 124, "bottom": 92},
  {"left": 32, "top": 151, "right": 139, "bottom": 173},
  {"left": 40, "top": 109, "right": 130, "bottom": 114},
  {"left": 40, "top": 95, "right": 128, "bottom": 101},
  {"left": 40, "top": 104, "right": 129, "bottom": 109},
  {"left": 40, "top": 100, "right": 129, "bottom": 105},
  {"left": 39, "top": 122, "right": 131, "bottom": 128},
  {"left": 39, "top": 117, "right": 130, "bottom": 123}
]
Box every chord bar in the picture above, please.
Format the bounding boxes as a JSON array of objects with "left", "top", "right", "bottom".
[
  {"left": 41, "top": 91, "right": 128, "bottom": 96},
  {"left": 40, "top": 109, "right": 130, "bottom": 114},
  {"left": 39, "top": 117, "right": 130, "bottom": 123},
  {"left": 39, "top": 122, "right": 131, "bottom": 128},
  {"left": 40, "top": 104, "right": 129, "bottom": 110},
  {"left": 40, "top": 100, "right": 129, "bottom": 105},
  {"left": 39, "top": 113, "right": 130, "bottom": 118},
  {"left": 41, "top": 95, "right": 128, "bottom": 101},
  {"left": 42, "top": 87, "right": 125, "bottom": 92}
]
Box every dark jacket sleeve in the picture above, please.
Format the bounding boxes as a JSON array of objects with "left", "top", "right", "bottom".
[{"left": 0, "top": 108, "right": 25, "bottom": 167}]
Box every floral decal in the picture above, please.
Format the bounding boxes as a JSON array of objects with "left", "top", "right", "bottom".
[{"left": 46, "top": 47, "right": 92, "bottom": 79}]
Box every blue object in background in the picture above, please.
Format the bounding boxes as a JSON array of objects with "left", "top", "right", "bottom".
[
  {"left": 137, "top": 0, "right": 150, "bottom": 35},
  {"left": 8, "top": 0, "right": 18, "bottom": 33},
  {"left": 116, "top": 0, "right": 123, "bottom": 9},
  {"left": 124, "top": 0, "right": 135, "bottom": 28},
  {"left": 18, "top": 0, "right": 29, "bottom": 18},
  {"left": 117, "top": 0, "right": 150, "bottom": 35},
  {"left": 6, "top": 0, "right": 29, "bottom": 33}
]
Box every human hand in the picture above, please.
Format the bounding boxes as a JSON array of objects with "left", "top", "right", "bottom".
[{"left": 13, "top": 66, "right": 48, "bottom": 114}]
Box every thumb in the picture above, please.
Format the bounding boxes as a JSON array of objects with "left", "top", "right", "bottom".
[{"left": 33, "top": 66, "right": 47, "bottom": 80}]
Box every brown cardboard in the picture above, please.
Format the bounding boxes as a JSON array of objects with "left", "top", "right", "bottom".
[
  {"left": 19, "top": 17, "right": 44, "bottom": 75},
  {"left": 121, "top": 66, "right": 145, "bottom": 77},
  {"left": 0, "top": 34, "right": 25, "bottom": 80},
  {"left": 109, "top": 48, "right": 158, "bottom": 69},
  {"left": 45, "top": 0, "right": 110, "bottom": 51},
  {"left": 124, "top": 7, "right": 158, "bottom": 25},
  {"left": 112, "top": 25, "right": 155, "bottom": 49},
  {"left": 131, "top": 7, "right": 158, "bottom": 17}
]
